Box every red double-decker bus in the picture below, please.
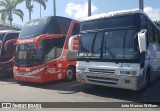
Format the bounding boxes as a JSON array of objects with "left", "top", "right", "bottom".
[
  {"left": 14, "top": 16, "right": 80, "bottom": 83},
  {"left": 0, "top": 30, "right": 19, "bottom": 77}
]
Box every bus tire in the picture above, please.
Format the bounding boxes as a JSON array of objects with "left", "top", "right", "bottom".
[{"left": 65, "top": 67, "right": 76, "bottom": 82}]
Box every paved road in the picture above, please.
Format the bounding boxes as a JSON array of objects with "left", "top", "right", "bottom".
[{"left": 0, "top": 77, "right": 160, "bottom": 111}]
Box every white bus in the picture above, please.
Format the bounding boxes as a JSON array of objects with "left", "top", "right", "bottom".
[{"left": 69, "top": 9, "right": 160, "bottom": 91}]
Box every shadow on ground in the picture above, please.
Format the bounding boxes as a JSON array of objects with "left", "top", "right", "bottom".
[{"left": 1, "top": 76, "right": 160, "bottom": 102}]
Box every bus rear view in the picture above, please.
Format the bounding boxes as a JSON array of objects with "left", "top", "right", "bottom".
[
  {"left": 69, "top": 10, "right": 160, "bottom": 91},
  {"left": 14, "top": 16, "right": 80, "bottom": 83}
]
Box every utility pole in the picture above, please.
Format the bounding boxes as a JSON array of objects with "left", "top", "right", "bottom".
[
  {"left": 88, "top": 0, "right": 91, "bottom": 16},
  {"left": 40, "top": 4, "right": 41, "bottom": 17},
  {"left": 139, "top": 0, "right": 144, "bottom": 10},
  {"left": 53, "top": 0, "right": 56, "bottom": 16}
]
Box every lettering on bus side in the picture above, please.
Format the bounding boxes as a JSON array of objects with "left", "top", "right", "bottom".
[{"left": 120, "top": 63, "right": 131, "bottom": 68}]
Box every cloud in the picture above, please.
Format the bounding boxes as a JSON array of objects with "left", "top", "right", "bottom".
[
  {"left": 65, "top": 2, "right": 98, "bottom": 20},
  {"left": 144, "top": 7, "right": 160, "bottom": 21}
]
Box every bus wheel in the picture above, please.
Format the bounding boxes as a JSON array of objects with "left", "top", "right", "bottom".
[{"left": 65, "top": 67, "right": 76, "bottom": 81}]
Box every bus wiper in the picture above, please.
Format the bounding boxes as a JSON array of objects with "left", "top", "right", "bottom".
[
  {"left": 104, "top": 46, "right": 116, "bottom": 59},
  {"left": 80, "top": 46, "right": 90, "bottom": 57},
  {"left": 88, "top": 48, "right": 101, "bottom": 59},
  {"left": 83, "top": 52, "right": 89, "bottom": 57}
]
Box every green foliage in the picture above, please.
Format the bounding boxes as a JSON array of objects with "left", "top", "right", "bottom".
[
  {"left": 18, "top": 0, "right": 48, "bottom": 20},
  {"left": 0, "top": 0, "right": 48, "bottom": 27},
  {"left": 0, "top": 0, "right": 24, "bottom": 27}
]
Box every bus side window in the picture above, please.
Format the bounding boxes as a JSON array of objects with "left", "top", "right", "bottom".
[
  {"left": 3, "top": 33, "right": 19, "bottom": 43},
  {"left": 71, "top": 23, "right": 80, "bottom": 36},
  {"left": 140, "top": 15, "right": 149, "bottom": 46},
  {"left": 148, "top": 21, "right": 155, "bottom": 44},
  {"left": 44, "top": 39, "right": 55, "bottom": 62},
  {"left": 140, "top": 15, "right": 147, "bottom": 30},
  {"left": 155, "top": 28, "right": 159, "bottom": 45}
]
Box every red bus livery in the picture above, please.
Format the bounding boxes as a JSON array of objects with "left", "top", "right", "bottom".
[
  {"left": 0, "top": 30, "right": 19, "bottom": 77},
  {"left": 14, "top": 16, "right": 80, "bottom": 83}
]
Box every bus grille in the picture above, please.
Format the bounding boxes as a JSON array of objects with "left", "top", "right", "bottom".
[
  {"left": 88, "top": 68, "right": 115, "bottom": 74},
  {"left": 87, "top": 76, "right": 118, "bottom": 85}
]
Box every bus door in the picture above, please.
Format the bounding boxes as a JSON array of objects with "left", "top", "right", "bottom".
[{"left": 43, "top": 36, "right": 65, "bottom": 80}]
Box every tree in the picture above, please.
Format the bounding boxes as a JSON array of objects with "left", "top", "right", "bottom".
[
  {"left": 40, "top": 0, "right": 48, "bottom": 17},
  {"left": 0, "top": 0, "right": 24, "bottom": 28},
  {"left": 18, "top": 0, "right": 47, "bottom": 21},
  {"left": 1, "top": 13, "right": 7, "bottom": 29}
]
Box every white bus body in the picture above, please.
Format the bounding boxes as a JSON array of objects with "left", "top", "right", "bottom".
[{"left": 69, "top": 9, "right": 160, "bottom": 91}]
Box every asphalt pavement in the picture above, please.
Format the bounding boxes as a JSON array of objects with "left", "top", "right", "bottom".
[{"left": 0, "top": 76, "right": 160, "bottom": 111}]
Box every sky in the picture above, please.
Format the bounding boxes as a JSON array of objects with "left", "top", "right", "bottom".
[{"left": 12, "top": 0, "right": 160, "bottom": 26}]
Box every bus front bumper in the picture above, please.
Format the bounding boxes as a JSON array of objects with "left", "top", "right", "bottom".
[
  {"left": 76, "top": 72, "right": 144, "bottom": 91},
  {"left": 14, "top": 75, "right": 44, "bottom": 83}
]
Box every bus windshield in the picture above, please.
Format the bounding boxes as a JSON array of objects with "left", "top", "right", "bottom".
[
  {"left": 15, "top": 36, "right": 65, "bottom": 67},
  {"left": 78, "top": 28, "right": 139, "bottom": 61},
  {"left": 0, "top": 33, "right": 5, "bottom": 41},
  {"left": 19, "top": 16, "right": 72, "bottom": 40},
  {"left": 15, "top": 43, "right": 44, "bottom": 67},
  {"left": 78, "top": 14, "right": 140, "bottom": 62},
  {"left": 19, "top": 17, "right": 50, "bottom": 39}
]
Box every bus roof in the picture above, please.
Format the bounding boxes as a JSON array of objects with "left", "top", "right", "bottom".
[
  {"left": 82, "top": 9, "right": 147, "bottom": 22},
  {"left": 27, "top": 16, "right": 76, "bottom": 23},
  {"left": 0, "top": 30, "right": 20, "bottom": 33}
]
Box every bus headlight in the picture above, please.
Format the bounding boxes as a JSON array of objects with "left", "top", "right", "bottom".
[
  {"left": 120, "top": 71, "right": 131, "bottom": 75},
  {"left": 120, "top": 70, "right": 137, "bottom": 76},
  {"left": 15, "top": 67, "right": 45, "bottom": 76},
  {"left": 26, "top": 67, "right": 45, "bottom": 75},
  {"left": 76, "top": 67, "right": 86, "bottom": 72}
]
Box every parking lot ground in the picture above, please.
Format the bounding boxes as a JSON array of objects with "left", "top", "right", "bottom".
[{"left": 0, "top": 77, "right": 160, "bottom": 111}]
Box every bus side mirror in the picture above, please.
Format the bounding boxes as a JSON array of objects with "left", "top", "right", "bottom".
[
  {"left": 138, "top": 29, "right": 147, "bottom": 53},
  {"left": 68, "top": 35, "right": 80, "bottom": 51},
  {"left": 34, "top": 34, "right": 63, "bottom": 49},
  {"left": 4, "top": 39, "right": 17, "bottom": 51}
]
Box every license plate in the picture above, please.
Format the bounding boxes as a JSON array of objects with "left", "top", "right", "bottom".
[{"left": 20, "top": 77, "right": 26, "bottom": 80}]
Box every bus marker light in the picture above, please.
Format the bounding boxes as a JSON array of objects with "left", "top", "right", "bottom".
[
  {"left": 26, "top": 68, "right": 31, "bottom": 71},
  {"left": 58, "top": 74, "right": 62, "bottom": 79}
]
